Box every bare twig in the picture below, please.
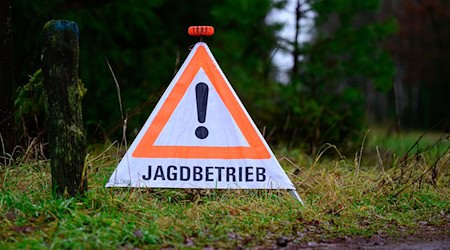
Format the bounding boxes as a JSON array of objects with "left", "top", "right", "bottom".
[
  {"left": 376, "top": 146, "right": 385, "bottom": 171},
  {"left": 393, "top": 143, "right": 450, "bottom": 198},
  {"left": 105, "top": 57, "right": 130, "bottom": 183}
]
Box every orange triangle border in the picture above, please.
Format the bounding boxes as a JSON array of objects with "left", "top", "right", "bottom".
[{"left": 132, "top": 44, "right": 270, "bottom": 159}]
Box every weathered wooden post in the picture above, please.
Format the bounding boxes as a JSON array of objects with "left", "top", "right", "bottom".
[{"left": 42, "top": 20, "right": 87, "bottom": 197}]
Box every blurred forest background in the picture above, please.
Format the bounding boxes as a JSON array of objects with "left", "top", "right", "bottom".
[{"left": 2, "top": 0, "right": 449, "bottom": 154}]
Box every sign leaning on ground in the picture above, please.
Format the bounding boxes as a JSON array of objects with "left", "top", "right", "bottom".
[{"left": 106, "top": 26, "right": 302, "bottom": 202}]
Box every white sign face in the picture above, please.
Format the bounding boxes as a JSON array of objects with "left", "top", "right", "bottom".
[
  {"left": 154, "top": 68, "right": 249, "bottom": 148},
  {"left": 106, "top": 42, "right": 296, "bottom": 190}
]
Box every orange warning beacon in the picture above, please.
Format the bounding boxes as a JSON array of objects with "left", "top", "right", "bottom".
[{"left": 188, "top": 26, "right": 214, "bottom": 37}]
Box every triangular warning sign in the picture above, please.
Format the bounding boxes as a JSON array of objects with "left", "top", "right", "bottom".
[
  {"left": 133, "top": 44, "right": 269, "bottom": 159},
  {"left": 106, "top": 42, "right": 298, "bottom": 194}
]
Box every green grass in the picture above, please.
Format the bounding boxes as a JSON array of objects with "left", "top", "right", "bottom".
[
  {"left": 1, "top": 130, "right": 449, "bottom": 249},
  {"left": 368, "top": 127, "right": 450, "bottom": 156}
]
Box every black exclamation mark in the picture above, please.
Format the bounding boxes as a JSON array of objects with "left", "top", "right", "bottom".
[{"left": 195, "top": 82, "right": 209, "bottom": 139}]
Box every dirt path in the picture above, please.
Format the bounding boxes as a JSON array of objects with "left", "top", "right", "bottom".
[
  {"left": 268, "top": 224, "right": 450, "bottom": 249},
  {"left": 291, "top": 233, "right": 450, "bottom": 249}
]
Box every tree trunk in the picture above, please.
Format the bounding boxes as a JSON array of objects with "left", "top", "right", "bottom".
[
  {"left": 42, "top": 20, "right": 87, "bottom": 197},
  {"left": 291, "top": 0, "right": 301, "bottom": 84},
  {"left": 0, "top": 0, "right": 15, "bottom": 163}
]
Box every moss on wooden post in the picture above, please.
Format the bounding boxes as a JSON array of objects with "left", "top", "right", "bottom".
[{"left": 42, "top": 20, "right": 87, "bottom": 197}]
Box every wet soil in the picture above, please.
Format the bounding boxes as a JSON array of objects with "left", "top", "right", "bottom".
[{"left": 265, "top": 223, "right": 450, "bottom": 250}]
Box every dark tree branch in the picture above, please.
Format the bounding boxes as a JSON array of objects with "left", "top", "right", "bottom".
[{"left": 0, "top": 0, "right": 15, "bottom": 162}]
